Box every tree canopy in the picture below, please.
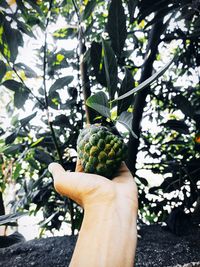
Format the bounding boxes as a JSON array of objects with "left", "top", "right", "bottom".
[{"left": 0, "top": 0, "right": 199, "bottom": 235}]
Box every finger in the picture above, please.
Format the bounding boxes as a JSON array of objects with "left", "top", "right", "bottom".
[
  {"left": 75, "top": 158, "right": 84, "bottom": 172},
  {"left": 48, "top": 162, "right": 103, "bottom": 206},
  {"left": 49, "top": 162, "right": 84, "bottom": 204},
  {"left": 113, "top": 162, "right": 134, "bottom": 183},
  {"left": 48, "top": 162, "right": 65, "bottom": 176}
]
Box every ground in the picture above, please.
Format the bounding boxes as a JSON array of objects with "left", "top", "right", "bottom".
[{"left": 0, "top": 224, "right": 200, "bottom": 267}]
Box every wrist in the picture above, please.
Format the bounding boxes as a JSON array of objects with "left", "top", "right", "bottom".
[
  {"left": 84, "top": 190, "right": 138, "bottom": 222},
  {"left": 72, "top": 199, "right": 137, "bottom": 267}
]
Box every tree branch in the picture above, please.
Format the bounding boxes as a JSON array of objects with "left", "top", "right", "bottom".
[
  {"left": 5, "top": 59, "right": 45, "bottom": 108},
  {"left": 127, "top": 20, "right": 166, "bottom": 174},
  {"left": 72, "top": 0, "right": 96, "bottom": 124},
  {"left": 42, "top": 0, "right": 65, "bottom": 166},
  {"left": 162, "top": 33, "right": 200, "bottom": 42},
  {"left": 0, "top": 191, "right": 5, "bottom": 217},
  {"left": 79, "top": 36, "right": 96, "bottom": 124}
]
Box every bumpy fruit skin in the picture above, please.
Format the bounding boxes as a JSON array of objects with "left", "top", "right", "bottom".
[{"left": 77, "top": 125, "right": 127, "bottom": 179}]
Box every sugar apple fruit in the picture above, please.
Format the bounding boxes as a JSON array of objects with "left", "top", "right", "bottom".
[{"left": 77, "top": 125, "right": 127, "bottom": 179}]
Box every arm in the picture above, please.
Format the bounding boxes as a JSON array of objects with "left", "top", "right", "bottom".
[{"left": 49, "top": 161, "right": 138, "bottom": 267}]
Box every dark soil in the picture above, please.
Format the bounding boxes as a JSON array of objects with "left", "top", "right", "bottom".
[{"left": 0, "top": 224, "right": 200, "bottom": 267}]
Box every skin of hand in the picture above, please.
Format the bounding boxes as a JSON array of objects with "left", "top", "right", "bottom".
[{"left": 49, "top": 160, "right": 138, "bottom": 267}]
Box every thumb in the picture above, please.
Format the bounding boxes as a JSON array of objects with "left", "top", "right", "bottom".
[
  {"left": 48, "top": 162, "right": 65, "bottom": 178},
  {"left": 48, "top": 162, "right": 67, "bottom": 195},
  {"left": 48, "top": 162, "right": 84, "bottom": 204}
]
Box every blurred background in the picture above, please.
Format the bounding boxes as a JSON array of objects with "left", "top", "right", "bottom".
[{"left": 0, "top": 0, "right": 199, "bottom": 241}]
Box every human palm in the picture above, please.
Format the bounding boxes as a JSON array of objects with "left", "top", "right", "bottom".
[{"left": 49, "top": 160, "right": 138, "bottom": 211}]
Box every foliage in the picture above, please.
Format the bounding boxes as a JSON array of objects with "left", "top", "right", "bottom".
[{"left": 0, "top": 0, "right": 199, "bottom": 236}]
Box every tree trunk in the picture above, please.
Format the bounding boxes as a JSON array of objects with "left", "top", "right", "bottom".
[
  {"left": 0, "top": 192, "right": 5, "bottom": 216},
  {"left": 127, "top": 20, "right": 165, "bottom": 173},
  {"left": 79, "top": 31, "right": 96, "bottom": 125},
  {"left": 0, "top": 192, "right": 5, "bottom": 235}
]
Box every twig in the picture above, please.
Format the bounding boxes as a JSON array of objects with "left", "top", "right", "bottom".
[
  {"left": 5, "top": 59, "right": 45, "bottom": 108},
  {"left": 72, "top": 0, "right": 96, "bottom": 124},
  {"left": 42, "top": 0, "right": 64, "bottom": 165},
  {"left": 42, "top": 0, "right": 75, "bottom": 234}
]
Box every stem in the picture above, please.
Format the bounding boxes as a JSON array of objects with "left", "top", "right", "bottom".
[
  {"left": 127, "top": 20, "right": 166, "bottom": 173},
  {"left": 6, "top": 59, "right": 45, "bottom": 108},
  {"left": 0, "top": 191, "right": 5, "bottom": 216},
  {"left": 72, "top": 0, "right": 96, "bottom": 124},
  {"left": 1, "top": 10, "right": 44, "bottom": 107},
  {"left": 42, "top": 0, "right": 76, "bottom": 234},
  {"left": 72, "top": 0, "right": 80, "bottom": 20},
  {"left": 68, "top": 199, "right": 75, "bottom": 235},
  {"left": 79, "top": 36, "right": 96, "bottom": 124},
  {"left": 49, "top": 121, "right": 64, "bottom": 165},
  {"left": 42, "top": 0, "right": 64, "bottom": 165}
]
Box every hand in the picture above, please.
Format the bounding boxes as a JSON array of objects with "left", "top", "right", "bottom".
[
  {"left": 48, "top": 160, "right": 138, "bottom": 212},
  {"left": 48, "top": 160, "right": 138, "bottom": 267}
]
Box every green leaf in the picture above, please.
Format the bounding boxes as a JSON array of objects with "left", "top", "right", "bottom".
[
  {"left": 13, "top": 163, "right": 22, "bottom": 179},
  {"left": 0, "top": 212, "right": 28, "bottom": 225},
  {"left": 20, "top": 112, "right": 37, "bottom": 127},
  {"left": 114, "top": 57, "right": 175, "bottom": 102},
  {"left": 137, "top": 176, "right": 148, "bottom": 186},
  {"left": 48, "top": 91, "right": 61, "bottom": 110},
  {"left": 144, "top": 6, "right": 175, "bottom": 29},
  {"left": 5, "top": 132, "right": 17, "bottom": 145},
  {"left": 102, "top": 39, "right": 118, "bottom": 100},
  {"left": 53, "top": 28, "right": 77, "bottom": 39},
  {"left": 17, "top": 19, "right": 35, "bottom": 37},
  {"left": 39, "top": 211, "right": 59, "bottom": 228},
  {"left": 127, "top": 0, "right": 138, "bottom": 23},
  {"left": 0, "top": 127, "right": 4, "bottom": 136},
  {"left": 173, "top": 94, "right": 194, "bottom": 119},
  {"left": 25, "top": 0, "right": 44, "bottom": 16},
  {"left": 2, "top": 80, "right": 29, "bottom": 108},
  {"left": 7, "top": 14, "right": 36, "bottom": 38},
  {"left": 117, "top": 111, "right": 138, "bottom": 138},
  {"left": 27, "top": 16, "right": 43, "bottom": 28},
  {"left": 160, "top": 176, "right": 180, "bottom": 193},
  {"left": 49, "top": 76, "right": 74, "bottom": 95},
  {"left": 3, "top": 16, "right": 23, "bottom": 62},
  {"left": 15, "top": 63, "right": 37, "bottom": 78},
  {"left": 161, "top": 120, "right": 189, "bottom": 134},
  {"left": 34, "top": 149, "right": 53, "bottom": 165},
  {"left": 53, "top": 114, "right": 70, "bottom": 126},
  {"left": 107, "top": 0, "right": 127, "bottom": 56},
  {"left": 90, "top": 41, "right": 107, "bottom": 87},
  {"left": 2, "top": 80, "right": 22, "bottom": 91},
  {"left": 27, "top": 157, "right": 39, "bottom": 169},
  {"left": 82, "top": 0, "right": 97, "bottom": 21},
  {"left": 4, "top": 144, "right": 22, "bottom": 155},
  {"left": 30, "top": 137, "right": 44, "bottom": 148},
  {"left": 0, "top": 14, "right": 10, "bottom": 61},
  {"left": 117, "top": 68, "right": 134, "bottom": 115},
  {"left": 138, "top": 0, "right": 173, "bottom": 23},
  {"left": 86, "top": 92, "right": 111, "bottom": 118},
  {"left": 0, "top": 60, "right": 6, "bottom": 81},
  {"left": 14, "top": 88, "right": 29, "bottom": 109},
  {"left": 0, "top": 1, "right": 9, "bottom": 8}
]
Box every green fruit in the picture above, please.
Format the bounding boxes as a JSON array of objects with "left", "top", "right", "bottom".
[{"left": 77, "top": 125, "right": 127, "bottom": 179}]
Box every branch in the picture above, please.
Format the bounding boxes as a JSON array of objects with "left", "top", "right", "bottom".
[
  {"left": 127, "top": 19, "right": 166, "bottom": 173},
  {"left": 42, "top": 0, "right": 77, "bottom": 234},
  {"left": 0, "top": 191, "right": 5, "bottom": 217},
  {"left": 41, "top": 0, "right": 64, "bottom": 166},
  {"left": 162, "top": 33, "right": 200, "bottom": 42},
  {"left": 5, "top": 59, "right": 45, "bottom": 108},
  {"left": 43, "top": 0, "right": 53, "bottom": 109},
  {"left": 49, "top": 121, "right": 64, "bottom": 166},
  {"left": 72, "top": 0, "right": 96, "bottom": 124}
]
